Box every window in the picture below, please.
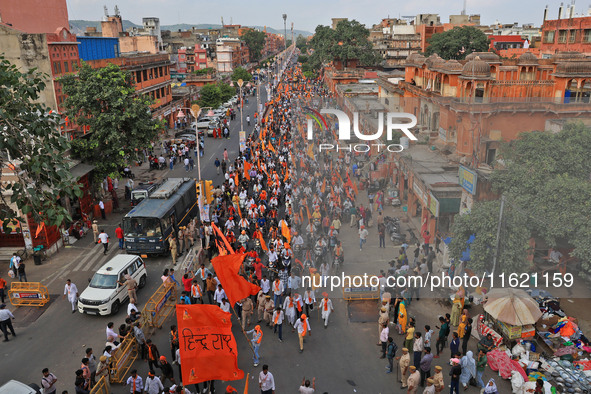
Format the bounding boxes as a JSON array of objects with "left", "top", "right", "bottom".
[
  {"left": 544, "top": 31, "right": 555, "bottom": 43},
  {"left": 63, "top": 61, "right": 69, "bottom": 73},
  {"left": 569, "top": 30, "right": 576, "bottom": 43},
  {"left": 143, "top": 70, "right": 148, "bottom": 81},
  {"left": 136, "top": 71, "right": 142, "bottom": 83},
  {"left": 156, "top": 89, "right": 160, "bottom": 99},
  {"left": 53, "top": 61, "right": 61, "bottom": 74},
  {"left": 584, "top": 29, "right": 591, "bottom": 43},
  {"left": 558, "top": 30, "right": 567, "bottom": 43},
  {"left": 72, "top": 61, "right": 77, "bottom": 71}
]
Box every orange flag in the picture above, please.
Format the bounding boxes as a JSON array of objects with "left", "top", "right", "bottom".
[
  {"left": 281, "top": 221, "right": 291, "bottom": 243},
  {"left": 35, "top": 222, "right": 45, "bottom": 238},
  {"left": 176, "top": 304, "right": 244, "bottom": 384},
  {"left": 305, "top": 206, "right": 311, "bottom": 221},
  {"left": 267, "top": 141, "right": 276, "bottom": 154},
  {"left": 256, "top": 231, "right": 268, "bottom": 252},
  {"left": 321, "top": 179, "right": 326, "bottom": 194},
  {"left": 243, "top": 161, "right": 252, "bottom": 181},
  {"left": 211, "top": 223, "right": 235, "bottom": 254},
  {"left": 236, "top": 203, "right": 242, "bottom": 219},
  {"left": 243, "top": 373, "right": 249, "bottom": 394},
  {"left": 234, "top": 173, "right": 239, "bottom": 188},
  {"left": 211, "top": 254, "right": 261, "bottom": 305}
]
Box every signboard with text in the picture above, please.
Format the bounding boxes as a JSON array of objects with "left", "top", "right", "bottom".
[{"left": 458, "top": 165, "right": 477, "bottom": 195}]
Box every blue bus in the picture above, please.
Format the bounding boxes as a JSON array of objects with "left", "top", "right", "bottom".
[{"left": 123, "top": 178, "right": 197, "bottom": 255}]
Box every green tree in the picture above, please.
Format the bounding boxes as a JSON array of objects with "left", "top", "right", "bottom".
[
  {"left": 424, "top": 26, "right": 489, "bottom": 60},
  {"left": 231, "top": 66, "right": 252, "bottom": 82},
  {"left": 61, "top": 63, "right": 161, "bottom": 181},
  {"left": 296, "top": 34, "right": 308, "bottom": 51},
  {"left": 198, "top": 83, "right": 222, "bottom": 109},
  {"left": 449, "top": 200, "right": 530, "bottom": 274},
  {"left": 192, "top": 67, "right": 216, "bottom": 76},
  {"left": 218, "top": 82, "right": 236, "bottom": 103},
  {"left": 241, "top": 30, "right": 267, "bottom": 62},
  {"left": 490, "top": 123, "right": 591, "bottom": 276},
  {"left": 0, "top": 55, "right": 81, "bottom": 229},
  {"left": 308, "top": 20, "right": 381, "bottom": 69}
]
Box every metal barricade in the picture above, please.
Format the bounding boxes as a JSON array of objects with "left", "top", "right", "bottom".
[
  {"left": 177, "top": 246, "right": 199, "bottom": 274},
  {"left": 141, "top": 282, "right": 177, "bottom": 330},
  {"left": 8, "top": 282, "right": 50, "bottom": 307},
  {"left": 108, "top": 335, "right": 138, "bottom": 384},
  {"left": 89, "top": 375, "right": 110, "bottom": 394}
]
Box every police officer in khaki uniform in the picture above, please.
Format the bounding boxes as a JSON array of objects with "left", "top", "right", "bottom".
[
  {"left": 256, "top": 290, "right": 266, "bottom": 322},
  {"left": 183, "top": 226, "right": 193, "bottom": 252},
  {"left": 397, "top": 347, "right": 410, "bottom": 389},
  {"left": 177, "top": 227, "right": 185, "bottom": 256},
  {"left": 169, "top": 234, "right": 178, "bottom": 265},
  {"left": 263, "top": 295, "right": 275, "bottom": 326},
  {"left": 432, "top": 365, "right": 444, "bottom": 393},
  {"left": 378, "top": 306, "right": 389, "bottom": 344},
  {"left": 407, "top": 365, "right": 420, "bottom": 394},
  {"left": 92, "top": 220, "right": 99, "bottom": 244},
  {"left": 241, "top": 297, "right": 253, "bottom": 329}
]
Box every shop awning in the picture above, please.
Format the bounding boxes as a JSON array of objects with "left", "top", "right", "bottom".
[{"left": 70, "top": 163, "right": 95, "bottom": 179}]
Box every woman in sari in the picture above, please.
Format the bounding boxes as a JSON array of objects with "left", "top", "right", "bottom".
[
  {"left": 457, "top": 309, "right": 470, "bottom": 338},
  {"left": 450, "top": 296, "right": 462, "bottom": 326},
  {"left": 398, "top": 301, "right": 408, "bottom": 334}
]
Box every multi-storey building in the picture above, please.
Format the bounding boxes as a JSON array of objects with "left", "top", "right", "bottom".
[
  {"left": 540, "top": 5, "right": 591, "bottom": 56},
  {"left": 215, "top": 37, "right": 250, "bottom": 73}
]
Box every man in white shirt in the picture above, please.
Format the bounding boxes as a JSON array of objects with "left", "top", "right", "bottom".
[
  {"left": 63, "top": 279, "right": 79, "bottom": 313},
  {"left": 41, "top": 368, "right": 58, "bottom": 394},
  {"left": 143, "top": 371, "right": 163, "bottom": 394},
  {"left": 299, "top": 377, "right": 316, "bottom": 394},
  {"left": 303, "top": 287, "right": 315, "bottom": 316},
  {"left": 260, "top": 276, "right": 271, "bottom": 295},
  {"left": 99, "top": 199, "right": 106, "bottom": 219},
  {"left": 220, "top": 298, "right": 231, "bottom": 313},
  {"left": 214, "top": 284, "right": 227, "bottom": 305},
  {"left": 293, "top": 314, "right": 311, "bottom": 352},
  {"left": 258, "top": 364, "right": 275, "bottom": 394},
  {"left": 318, "top": 293, "right": 334, "bottom": 328},
  {"left": 125, "top": 369, "right": 143, "bottom": 394},
  {"left": 98, "top": 230, "right": 109, "bottom": 255},
  {"left": 106, "top": 322, "right": 119, "bottom": 342},
  {"left": 127, "top": 299, "right": 139, "bottom": 318},
  {"left": 288, "top": 272, "right": 301, "bottom": 292}
]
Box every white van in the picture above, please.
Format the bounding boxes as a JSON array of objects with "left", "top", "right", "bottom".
[{"left": 78, "top": 254, "right": 147, "bottom": 315}]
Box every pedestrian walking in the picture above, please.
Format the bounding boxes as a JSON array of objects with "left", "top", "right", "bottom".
[
  {"left": 125, "top": 369, "right": 143, "bottom": 394},
  {"left": 258, "top": 365, "right": 275, "bottom": 394},
  {"left": 319, "top": 292, "right": 333, "bottom": 328},
  {"left": 41, "top": 368, "right": 58, "bottom": 394},
  {"left": 449, "top": 358, "right": 462, "bottom": 394},
  {"left": 476, "top": 349, "right": 487, "bottom": 388},
  {"left": 145, "top": 339, "right": 160, "bottom": 372},
  {"left": 17, "top": 260, "right": 27, "bottom": 282},
  {"left": 0, "top": 303, "right": 16, "bottom": 341},
  {"left": 246, "top": 324, "right": 263, "bottom": 366},
  {"left": 386, "top": 337, "right": 397, "bottom": 374},
  {"left": 144, "top": 371, "right": 164, "bottom": 394},
  {"left": 99, "top": 199, "right": 106, "bottom": 219},
  {"left": 98, "top": 230, "right": 109, "bottom": 255},
  {"left": 115, "top": 224, "right": 124, "bottom": 250},
  {"left": 358, "top": 225, "right": 368, "bottom": 251},
  {"left": 420, "top": 347, "right": 433, "bottom": 386},
  {"left": 294, "top": 314, "right": 311, "bottom": 353},
  {"left": 215, "top": 158, "right": 221, "bottom": 175},
  {"left": 272, "top": 306, "right": 284, "bottom": 342},
  {"left": 9, "top": 252, "right": 20, "bottom": 278},
  {"left": 159, "top": 355, "right": 175, "bottom": 385},
  {"left": 63, "top": 279, "right": 79, "bottom": 313},
  {"left": 459, "top": 351, "right": 476, "bottom": 390}
]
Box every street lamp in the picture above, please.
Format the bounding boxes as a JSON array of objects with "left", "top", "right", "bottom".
[
  {"left": 237, "top": 78, "right": 244, "bottom": 135},
  {"left": 256, "top": 68, "right": 261, "bottom": 123},
  {"left": 176, "top": 104, "right": 202, "bottom": 181},
  {"left": 282, "top": 14, "right": 287, "bottom": 50}
]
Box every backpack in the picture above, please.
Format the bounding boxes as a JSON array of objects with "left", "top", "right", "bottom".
[{"left": 387, "top": 342, "right": 398, "bottom": 358}]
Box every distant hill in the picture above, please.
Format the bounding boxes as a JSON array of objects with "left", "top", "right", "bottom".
[{"left": 68, "top": 20, "right": 312, "bottom": 37}]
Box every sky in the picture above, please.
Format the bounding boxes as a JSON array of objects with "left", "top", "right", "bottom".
[{"left": 66, "top": 0, "right": 588, "bottom": 33}]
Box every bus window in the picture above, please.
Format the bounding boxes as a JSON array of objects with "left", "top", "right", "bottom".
[{"left": 123, "top": 218, "right": 163, "bottom": 237}]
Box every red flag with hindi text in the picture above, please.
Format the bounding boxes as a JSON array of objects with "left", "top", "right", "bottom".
[{"left": 177, "top": 304, "right": 244, "bottom": 384}]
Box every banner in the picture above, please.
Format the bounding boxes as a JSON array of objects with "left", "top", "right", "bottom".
[
  {"left": 177, "top": 304, "right": 244, "bottom": 384},
  {"left": 211, "top": 254, "right": 260, "bottom": 305}
]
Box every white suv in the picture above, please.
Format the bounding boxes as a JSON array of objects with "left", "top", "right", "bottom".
[{"left": 78, "top": 254, "right": 147, "bottom": 315}]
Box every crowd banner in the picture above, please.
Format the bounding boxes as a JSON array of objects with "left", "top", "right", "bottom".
[
  {"left": 108, "top": 334, "right": 138, "bottom": 383},
  {"left": 177, "top": 304, "right": 244, "bottom": 384},
  {"left": 8, "top": 282, "right": 50, "bottom": 307}
]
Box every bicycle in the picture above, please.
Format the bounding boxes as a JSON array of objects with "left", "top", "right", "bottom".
[{"left": 16, "top": 248, "right": 29, "bottom": 260}]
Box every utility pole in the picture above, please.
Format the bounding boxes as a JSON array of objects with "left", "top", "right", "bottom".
[
  {"left": 490, "top": 194, "right": 505, "bottom": 278},
  {"left": 282, "top": 14, "right": 287, "bottom": 50}
]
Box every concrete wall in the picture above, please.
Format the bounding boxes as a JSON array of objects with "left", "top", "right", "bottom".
[
  {"left": 0, "top": 0, "right": 68, "bottom": 34},
  {"left": 0, "top": 25, "right": 56, "bottom": 109},
  {"left": 120, "top": 35, "right": 158, "bottom": 54}
]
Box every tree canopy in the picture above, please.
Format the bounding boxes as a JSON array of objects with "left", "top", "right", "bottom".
[
  {"left": 450, "top": 122, "right": 591, "bottom": 277},
  {"left": 424, "top": 26, "right": 489, "bottom": 60},
  {"left": 308, "top": 20, "right": 381, "bottom": 69},
  {"left": 241, "top": 30, "right": 267, "bottom": 62},
  {"left": 231, "top": 66, "right": 252, "bottom": 82},
  {"left": 61, "top": 63, "right": 162, "bottom": 181},
  {"left": 198, "top": 82, "right": 236, "bottom": 109},
  {"left": 0, "top": 55, "right": 81, "bottom": 229},
  {"left": 296, "top": 34, "right": 308, "bottom": 52}
]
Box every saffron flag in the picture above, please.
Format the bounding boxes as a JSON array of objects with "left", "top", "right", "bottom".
[
  {"left": 307, "top": 144, "right": 314, "bottom": 159},
  {"left": 211, "top": 253, "right": 260, "bottom": 305},
  {"left": 212, "top": 223, "right": 235, "bottom": 254},
  {"left": 256, "top": 231, "right": 268, "bottom": 252},
  {"left": 243, "top": 373, "right": 249, "bottom": 394},
  {"left": 281, "top": 220, "right": 291, "bottom": 243},
  {"left": 35, "top": 222, "right": 45, "bottom": 238},
  {"left": 176, "top": 304, "right": 244, "bottom": 384},
  {"left": 243, "top": 161, "right": 252, "bottom": 181}
]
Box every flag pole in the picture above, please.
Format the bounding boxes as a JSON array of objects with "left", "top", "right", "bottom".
[{"left": 231, "top": 305, "right": 256, "bottom": 355}]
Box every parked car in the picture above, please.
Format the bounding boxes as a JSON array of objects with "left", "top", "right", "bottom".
[
  {"left": 175, "top": 128, "right": 203, "bottom": 138},
  {"left": 78, "top": 254, "right": 147, "bottom": 315},
  {"left": 0, "top": 380, "right": 41, "bottom": 394},
  {"left": 175, "top": 133, "right": 198, "bottom": 143}
]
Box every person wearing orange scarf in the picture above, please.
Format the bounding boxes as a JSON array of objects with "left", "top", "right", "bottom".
[
  {"left": 272, "top": 306, "right": 284, "bottom": 342},
  {"left": 246, "top": 325, "right": 263, "bottom": 367},
  {"left": 319, "top": 292, "right": 334, "bottom": 329},
  {"left": 282, "top": 294, "right": 296, "bottom": 327},
  {"left": 294, "top": 314, "right": 312, "bottom": 353}
]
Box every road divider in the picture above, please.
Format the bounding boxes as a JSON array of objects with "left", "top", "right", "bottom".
[{"left": 8, "top": 282, "right": 50, "bottom": 307}]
